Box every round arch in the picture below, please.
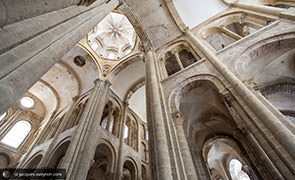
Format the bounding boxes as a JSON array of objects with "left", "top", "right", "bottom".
[
  {"left": 86, "top": 142, "right": 115, "bottom": 180},
  {"left": 236, "top": 33, "right": 295, "bottom": 79},
  {"left": 94, "top": 139, "right": 117, "bottom": 171},
  {"left": 0, "top": 152, "right": 10, "bottom": 168},
  {"left": 122, "top": 157, "right": 138, "bottom": 180},
  {"left": 168, "top": 74, "right": 227, "bottom": 114},
  {"left": 23, "top": 152, "right": 43, "bottom": 169},
  {"left": 47, "top": 138, "right": 71, "bottom": 168}
]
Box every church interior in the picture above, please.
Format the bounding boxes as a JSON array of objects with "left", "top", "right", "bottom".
[{"left": 0, "top": 0, "right": 295, "bottom": 179}]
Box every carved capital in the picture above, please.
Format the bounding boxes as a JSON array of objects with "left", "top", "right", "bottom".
[
  {"left": 224, "top": 92, "right": 235, "bottom": 105},
  {"left": 172, "top": 112, "right": 184, "bottom": 125},
  {"left": 94, "top": 78, "right": 102, "bottom": 85},
  {"left": 113, "top": 109, "right": 120, "bottom": 118},
  {"left": 72, "top": 96, "right": 79, "bottom": 102},
  {"left": 247, "top": 78, "right": 259, "bottom": 91}
]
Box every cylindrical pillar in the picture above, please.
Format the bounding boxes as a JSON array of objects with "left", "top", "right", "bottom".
[
  {"left": 61, "top": 79, "right": 111, "bottom": 180},
  {"left": 145, "top": 49, "right": 173, "bottom": 180},
  {"left": 0, "top": 0, "right": 107, "bottom": 27},
  {"left": 172, "top": 112, "right": 198, "bottom": 180},
  {"left": 0, "top": 0, "right": 119, "bottom": 115},
  {"left": 185, "top": 29, "right": 295, "bottom": 160}
]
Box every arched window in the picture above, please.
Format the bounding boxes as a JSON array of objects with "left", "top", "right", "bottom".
[
  {"left": 0, "top": 112, "right": 7, "bottom": 121},
  {"left": 229, "top": 159, "right": 251, "bottom": 180},
  {"left": 124, "top": 125, "right": 129, "bottom": 139},
  {"left": 1, "top": 120, "right": 31, "bottom": 148}
]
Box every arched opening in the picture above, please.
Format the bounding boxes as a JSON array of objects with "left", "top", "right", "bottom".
[
  {"left": 176, "top": 79, "right": 260, "bottom": 179},
  {"left": 1, "top": 120, "right": 31, "bottom": 148},
  {"left": 229, "top": 159, "right": 251, "bottom": 180},
  {"left": 203, "top": 13, "right": 276, "bottom": 51},
  {"left": 165, "top": 52, "right": 181, "bottom": 76},
  {"left": 203, "top": 138, "right": 254, "bottom": 180},
  {"left": 141, "top": 142, "right": 147, "bottom": 161},
  {"left": 123, "top": 160, "right": 136, "bottom": 180},
  {"left": 125, "top": 116, "right": 138, "bottom": 150},
  {"left": 47, "top": 141, "right": 70, "bottom": 168},
  {"left": 242, "top": 38, "right": 295, "bottom": 124},
  {"left": 0, "top": 153, "right": 10, "bottom": 168},
  {"left": 205, "top": 30, "right": 235, "bottom": 51},
  {"left": 179, "top": 49, "right": 198, "bottom": 68},
  {"left": 0, "top": 112, "right": 7, "bottom": 121},
  {"left": 24, "top": 154, "right": 43, "bottom": 169},
  {"left": 86, "top": 143, "right": 114, "bottom": 180}
]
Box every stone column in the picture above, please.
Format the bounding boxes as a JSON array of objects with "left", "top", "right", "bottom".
[
  {"left": 172, "top": 112, "right": 198, "bottom": 180},
  {"left": 0, "top": 0, "right": 107, "bottom": 27},
  {"left": 61, "top": 79, "right": 111, "bottom": 180},
  {"left": 115, "top": 102, "right": 128, "bottom": 180},
  {"left": 220, "top": 26, "right": 242, "bottom": 40},
  {"left": 0, "top": 0, "right": 119, "bottom": 115},
  {"left": 145, "top": 49, "right": 173, "bottom": 180},
  {"left": 185, "top": 29, "right": 295, "bottom": 160},
  {"left": 159, "top": 56, "right": 168, "bottom": 79},
  {"left": 37, "top": 96, "right": 79, "bottom": 168},
  {"left": 172, "top": 50, "right": 184, "bottom": 69}
]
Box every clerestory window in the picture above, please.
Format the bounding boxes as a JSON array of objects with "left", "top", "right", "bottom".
[{"left": 1, "top": 120, "right": 31, "bottom": 148}]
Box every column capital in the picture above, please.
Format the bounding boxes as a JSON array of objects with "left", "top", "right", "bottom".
[
  {"left": 223, "top": 92, "right": 235, "bottom": 105},
  {"left": 172, "top": 112, "right": 184, "bottom": 125},
  {"left": 171, "top": 49, "right": 179, "bottom": 56},
  {"left": 113, "top": 108, "right": 120, "bottom": 117},
  {"left": 184, "top": 26, "right": 192, "bottom": 36},
  {"left": 220, "top": 0, "right": 237, "bottom": 6},
  {"left": 94, "top": 78, "right": 102, "bottom": 85},
  {"left": 72, "top": 96, "right": 80, "bottom": 102},
  {"left": 159, "top": 55, "right": 166, "bottom": 62},
  {"left": 119, "top": 0, "right": 125, "bottom": 6},
  {"left": 94, "top": 78, "right": 112, "bottom": 86},
  {"left": 139, "top": 41, "right": 153, "bottom": 54},
  {"left": 123, "top": 101, "right": 129, "bottom": 107}
]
